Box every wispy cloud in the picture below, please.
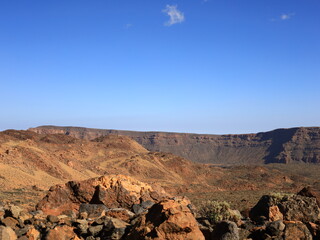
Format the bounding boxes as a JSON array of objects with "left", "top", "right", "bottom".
[
  {"left": 280, "top": 13, "right": 295, "bottom": 20},
  {"left": 124, "top": 23, "right": 133, "bottom": 29},
  {"left": 163, "top": 5, "right": 185, "bottom": 26},
  {"left": 270, "top": 13, "right": 295, "bottom": 22}
]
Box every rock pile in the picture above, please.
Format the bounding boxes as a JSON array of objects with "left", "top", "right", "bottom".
[{"left": 1, "top": 175, "right": 320, "bottom": 240}]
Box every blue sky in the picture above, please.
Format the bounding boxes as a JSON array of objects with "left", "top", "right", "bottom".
[{"left": 0, "top": 0, "right": 319, "bottom": 134}]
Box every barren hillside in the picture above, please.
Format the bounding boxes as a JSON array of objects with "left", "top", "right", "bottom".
[{"left": 30, "top": 126, "right": 320, "bottom": 164}]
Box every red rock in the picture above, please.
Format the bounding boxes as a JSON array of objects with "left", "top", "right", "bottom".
[
  {"left": 45, "top": 225, "right": 79, "bottom": 240},
  {"left": 36, "top": 175, "right": 169, "bottom": 216},
  {"left": 25, "top": 227, "right": 40, "bottom": 240},
  {"left": 127, "top": 196, "right": 205, "bottom": 240},
  {"left": 105, "top": 208, "right": 135, "bottom": 223},
  {"left": 268, "top": 205, "right": 283, "bottom": 222},
  {"left": 1, "top": 217, "right": 19, "bottom": 230}
]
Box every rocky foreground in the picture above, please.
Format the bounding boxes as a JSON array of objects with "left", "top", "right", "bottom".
[{"left": 0, "top": 175, "right": 320, "bottom": 240}]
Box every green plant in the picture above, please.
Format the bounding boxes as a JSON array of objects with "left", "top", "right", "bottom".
[
  {"left": 198, "top": 200, "right": 240, "bottom": 224},
  {"left": 270, "top": 192, "right": 294, "bottom": 201}
]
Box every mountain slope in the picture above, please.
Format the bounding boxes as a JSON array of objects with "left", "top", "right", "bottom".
[
  {"left": 29, "top": 126, "right": 320, "bottom": 164},
  {"left": 1, "top": 129, "right": 320, "bottom": 211}
]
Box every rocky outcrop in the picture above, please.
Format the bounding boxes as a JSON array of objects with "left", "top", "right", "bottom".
[
  {"left": 126, "top": 196, "right": 205, "bottom": 240},
  {"left": 250, "top": 194, "right": 320, "bottom": 223},
  {"left": 30, "top": 126, "right": 320, "bottom": 164},
  {"left": 36, "top": 175, "right": 169, "bottom": 216}
]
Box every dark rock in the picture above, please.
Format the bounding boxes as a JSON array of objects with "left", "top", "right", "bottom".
[
  {"left": 212, "top": 221, "right": 239, "bottom": 240},
  {"left": 266, "top": 220, "right": 285, "bottom": 236},
  {"left": 100, "top": 217, "right": 129, "bottom": 240},
  {"left": 284, "top": 221, "right": 312, "bottom": 240},
  {"left": 15, "top": 226, "right": 30, "bottom": 237},
  {"left": 132, "top": 204, "right": 145, "bottom": 215},
  {"left": 278, "top": 195, "right": 320, "bottom": 222},
  {"left": 141, "top": 200, "right": 154, "bottom": 209},
  {"left": 88, "top": 224, "right": 104, "bottom": 237},
  {"left": 298, "top": 186, "right": 320, "bottom": 207},
  {"left": 249, "top": 195, "right": 280, "bottom": 222},
  {"left": 306, "top": 221, "right": 320, "bottom": 239},
  {"left": 250, "top": 194, "right": 320, "bottom": 223},
  {"left": 79, "top": 204, "right": 108, "bottom": 219}
]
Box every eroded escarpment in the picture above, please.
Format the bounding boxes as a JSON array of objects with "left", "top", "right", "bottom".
[{"left": 30, "top": 126, "right": 320, "bottom": 164}]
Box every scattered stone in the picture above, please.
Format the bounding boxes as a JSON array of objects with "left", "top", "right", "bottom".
[
  {"left": 74, "top": 219, "right": 89, "bottom": 235},
  {"left": 45, "top": 225, "right": 79, "bottom": 240},
  {"left": 47, "top": 215, "right": 59, "bottom": 223},
  {"left": 132, "top": 204, "right": 145, "bottom": 215},
  {"left": 25, "top": 227, "right": 41, "bottom": 240},
  {"left": 79, "top": 204, "right": 108, "bottom": 219},
  {"left": 1, "top": 217, "right": 20, "bottom": 230},
  {"left": 105, "top": 208, "right": 135, "bottom": 222},
  {"left": 268, "top": 205, "right": 283, "bottom": 222},
  {"left": 266, "top": 220, "right": 285, "bottom": 236},
  {"left": 101, "top": 217, "right": 129, "bottom": 240},
  {"left": 5, "top": 205, "right": 22, "bottom": 219},
  {"left": 141, "top": 200, "right": 154, "bottom": 209},
  {"left": 88, "top": 224, "right": 104, "bottom": 237},
  {"left": 0, "top": 226, "right": 17, "bottom": 240}
]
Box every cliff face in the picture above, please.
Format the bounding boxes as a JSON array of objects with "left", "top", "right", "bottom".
[{"left": 29, "top": 126, "right": 320, "bottom": 164}]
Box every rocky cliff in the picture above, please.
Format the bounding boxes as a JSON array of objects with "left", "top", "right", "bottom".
[{"left": 29, "top": 126, "right": 320, "bottom": 164}]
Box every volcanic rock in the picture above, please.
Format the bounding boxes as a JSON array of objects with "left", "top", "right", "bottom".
[
  {"left": 126, "top": 196, "right": 205, "bottom": 240},
  {"left": 212, "top": 221, "right": 239, "bottom": 240},
  {"left": 36, "top": 175, "right": 169, "bottom": 216},
  {"left": 284, "top": 221, "right": 312, "bottom": 240},
  {"left": 298, "top": 186, "right": 320, "bottom": 207},
  {"left": 250, "top": 194, "right": 320, "bottom": 223}
]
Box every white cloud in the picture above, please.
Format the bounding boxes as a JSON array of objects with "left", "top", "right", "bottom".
[
  {"left": 163, "top": 5, "right": 185, "bottom": 26},
  {"left": 124, "top": 23, "right": 133, "bottom": 29},
  {"left": 280, "top": 13, "right": 295, "bottom": 20}
]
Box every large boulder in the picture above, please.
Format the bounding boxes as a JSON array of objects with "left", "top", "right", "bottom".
[
  {"left": 126, "top": 196, "right": 205, "bottom": 240},
  {"left": 298, "top": 186, "right": 320, "bottom": 207},
  {"left": 283, "top": 221, "right": 312, "bottom": 240},
  {"left": 36, "top": 175, "right": 169, "bottom": 215},
  {"left": 250, "top": 193, "right": 320, "bottom": 223}
]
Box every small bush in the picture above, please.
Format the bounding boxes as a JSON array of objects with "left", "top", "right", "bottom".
[
  {"left": 198, "top": 200, "right": 240, "bottom": 224},
  {"left": 270, "top": 192, "right": 294, "bottom": 201}
]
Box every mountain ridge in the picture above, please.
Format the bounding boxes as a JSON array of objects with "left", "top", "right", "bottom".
[{"left": 29, "top": 125, "right": 320, "bottom": 164}]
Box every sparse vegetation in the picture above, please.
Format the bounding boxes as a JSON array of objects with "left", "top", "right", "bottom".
[{"left": 198, "top": 200, "right": 241, "bottom": 224}]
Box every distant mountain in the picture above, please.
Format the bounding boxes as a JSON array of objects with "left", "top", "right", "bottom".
[{"left": 29, "top": 126, "right": 320, "bottom": 164}]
